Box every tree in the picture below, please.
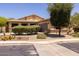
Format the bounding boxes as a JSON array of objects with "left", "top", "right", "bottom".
[
  {"left": 48, "top": 3, "right": 73, "bottom": 36},
  {"left": 0, "top": 17, "right": 8, "bottom": 35},
  {"left": 71, "top": 13, "right": 79, "bottom": 28},
  {"left": 70, "top": 13, "right": 79, "bottom": 32}
]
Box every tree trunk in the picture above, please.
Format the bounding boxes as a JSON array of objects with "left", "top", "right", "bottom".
[
  {"left": 59, "top": 28, "right": 61, "bottom": 36},
  {"left": 1, "top": 27, "right": 2, "bottom": 33},
  {"left": 3, "top": 27, "right": 6, "bottom": 36},
  {"left": 67, "top": 26, "right": 70, "bottom": 35},
  {"left": 3, "top": 32, "right": 5, "bottom": 36}
]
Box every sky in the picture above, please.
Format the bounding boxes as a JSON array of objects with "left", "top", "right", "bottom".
[{"left": 0, "top": 3, "right": 78, "bottom": 19}]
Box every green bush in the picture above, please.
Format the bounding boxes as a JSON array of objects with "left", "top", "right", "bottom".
[
  {"left": 12, "top": 25, "right": 40, "bottom": 35},
  {"left": 12, "top": 26, "right": 26, "bottom": 34},
  {"left": 37, "top": 32, "right": 46, "bottom": 39}
]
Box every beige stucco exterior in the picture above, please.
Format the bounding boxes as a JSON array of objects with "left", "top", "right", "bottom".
[{"left": 3, "top": 15, "right": 51, "bottom": 33}]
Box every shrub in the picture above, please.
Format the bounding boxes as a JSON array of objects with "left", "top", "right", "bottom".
[
  {"left": 1, "top": 35, "right": 15, "bottom": 41},
  {"left": 12, "top": 26, "right": 26, "bottom": 34},
  {"left": 44, "top": 29, "right": 50, "bottom": 35},
  {"left": 72, "top": 32, "right": 79, "bottom": 37},
  {"left": 12, "top": 25, "right": 40, "bottom": 35},
  {"left": 37, "top": 32, "right": 46, "bottom": 39},
  {"left": 73, "top": 27, "right": 79, "bottom": 32}
]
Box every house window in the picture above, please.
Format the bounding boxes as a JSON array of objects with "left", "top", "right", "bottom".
[
  {"left": 22, "top": 23, "right": 28, "bottom": 26},
  {"left": 12, "top": 23, "right": 18, "bottom": 27},
  {"left": 30, "top": 23, "right": 36, "bottom": 25}
]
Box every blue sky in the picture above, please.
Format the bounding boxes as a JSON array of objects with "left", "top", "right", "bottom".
[{"left": 0, "top": 3, "right": 78, "bottom": 19}]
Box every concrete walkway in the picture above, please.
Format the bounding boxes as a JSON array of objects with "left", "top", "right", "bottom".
[
  {"left": 34, "top": 43, "right": 79, "bottom": 56},
  {"left": 0, "top": 38, "right": 79, "bottom": 44}
]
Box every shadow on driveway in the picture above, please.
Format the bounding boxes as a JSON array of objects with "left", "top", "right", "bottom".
[{"left": 47, "top": 34, "right": 65, "bottom": 38}]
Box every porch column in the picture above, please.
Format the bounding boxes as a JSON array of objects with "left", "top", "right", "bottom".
[
  {"left": 2, "top": 26, "right": 6, "bottom": 33},
  {"left": 9, "top": 22, "right": 12, "bottom": 33},
  {"left": 28, "top": 23, "right": 30, "bottom": 26},
  {"left": 18, "top": 23, "right": 21, "bottom": 26},
  {"left": 48, "top": 23, "right": 50, "bottom": 29},
  {"left": 36, "top": 23, "right": 38, "bottom": 25}
]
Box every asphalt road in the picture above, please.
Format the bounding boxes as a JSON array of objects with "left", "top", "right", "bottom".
[
  {"left": 58, "top": 42, "right": 79, "bottom": 54},
  {"left": 0, "top": 44, "right": 38, "bottom": 56}
]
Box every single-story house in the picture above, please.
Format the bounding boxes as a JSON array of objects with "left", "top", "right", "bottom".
[{"left": 1, "top": 15, "right": 51, "bottom": 33}]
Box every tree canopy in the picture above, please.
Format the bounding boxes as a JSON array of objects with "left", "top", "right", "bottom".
[
  {"left": 0, "top": 17, "right": 8, "bottom": 27},
  {"left": 71, "top": 13, "right": 79, "bottom": 28},
  {"left": 48, "top": 3, "right": 73, "bottom": 36}
]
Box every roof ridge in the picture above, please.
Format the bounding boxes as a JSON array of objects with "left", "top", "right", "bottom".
[{"left": 18, "top": 14, "right": 45, "bottom": 20}]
